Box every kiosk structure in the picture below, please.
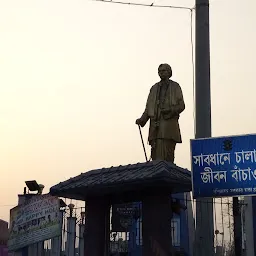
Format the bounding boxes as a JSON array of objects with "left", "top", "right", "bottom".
[{"left": 50, "top": 160, "right": 192, "bottom": 256}]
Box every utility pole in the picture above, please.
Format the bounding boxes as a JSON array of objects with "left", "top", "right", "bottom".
[{"left": 194, "top": 0, "right": 214, "bottom": 255}]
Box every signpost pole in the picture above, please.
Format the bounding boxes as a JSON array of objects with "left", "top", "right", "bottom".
[{"left": 194, "top": 0, "right": 214, "bottom": 254}]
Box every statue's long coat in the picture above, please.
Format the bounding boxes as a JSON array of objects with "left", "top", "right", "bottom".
[{"left": 139, "top": 80, "right": 185, "bottom": 143}]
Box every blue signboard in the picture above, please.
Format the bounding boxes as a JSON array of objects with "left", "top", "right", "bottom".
[{"left": 191, "top": 134, "right": 256, "bottom": 198}]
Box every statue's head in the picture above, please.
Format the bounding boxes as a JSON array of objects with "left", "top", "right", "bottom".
[{"left": 158, "top": 63, "right": 172, "bottom": 80}]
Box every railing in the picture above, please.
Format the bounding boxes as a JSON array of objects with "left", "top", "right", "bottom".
[{"left": 11, "top": 194, "right": 246, "bottom": 256}]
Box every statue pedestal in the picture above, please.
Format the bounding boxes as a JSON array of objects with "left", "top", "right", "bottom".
[
  {"left": 84, "top": 197, "right": 110, "bottom": 256},
  {"left": 142, "top": 192, "right": 173, "bottom": 255}
]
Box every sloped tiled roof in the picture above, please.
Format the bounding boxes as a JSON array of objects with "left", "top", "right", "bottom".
[{"left": 50, "top": 160, "right": 192, "bottom": 200}]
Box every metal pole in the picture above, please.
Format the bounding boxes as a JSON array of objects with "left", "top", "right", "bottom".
[
  {"left": 194, "top": 0, "right": 214, "bottom": 255},
  {"left": 79, "top": 224, "right": 85, "bottom": 256},
  {"left": 66, "top": 217, "right": 76, "bottom": 256},
  {"left": 59, "top": 209, "right": 65, "bottom": 256}
]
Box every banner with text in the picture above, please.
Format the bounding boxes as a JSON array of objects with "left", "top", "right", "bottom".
[
  {"left": 8, "top": 194, "right": 61, "bottom": 251},
  {"left": 191, "top": 134, "right": 256, "bottom": 198}
]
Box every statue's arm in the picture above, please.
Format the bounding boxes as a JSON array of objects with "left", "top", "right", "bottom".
[
  {"left": 137, "top": 89, "right": 152, "bottom": 127},
  {"left": 139, "top": 110, "right": 149, "bottom": 127},
  {"left": 172, "top": 83, "right": 185, "bottom": 115},
  {"left": 139, "top": 92, "right": 151, "bottom": 126}
]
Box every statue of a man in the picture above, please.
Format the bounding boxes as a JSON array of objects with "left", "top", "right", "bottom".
[{"left": 136, "top": 63, "right": 185, "bottom": 163}]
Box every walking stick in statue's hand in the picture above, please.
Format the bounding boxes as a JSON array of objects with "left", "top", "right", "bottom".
[{"left": 137, "top": 125, "right": 148, "bottom": 162}]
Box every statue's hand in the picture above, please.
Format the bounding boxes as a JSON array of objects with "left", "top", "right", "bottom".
[{"left": 136, "top": 118, "right": 142, "bottom": 125}]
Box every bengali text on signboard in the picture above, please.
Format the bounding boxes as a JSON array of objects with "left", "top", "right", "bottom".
[
  {"left": 191, "top": 134, "right": 256, "bottom": 198},
  {"left": 8, "top": 194, "right": 61, "bottom": 251}
]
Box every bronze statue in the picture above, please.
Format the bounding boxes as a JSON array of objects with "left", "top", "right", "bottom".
[{"left": 136, "top": 64, "right": 185, "bottom": 163}]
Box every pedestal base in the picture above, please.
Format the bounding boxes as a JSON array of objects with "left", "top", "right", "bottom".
[
  {"left": 84, "top": 197, "right": 110, "bottom": 256},
  {"left": 142, "top": 193, "right": 173, "bottom": 256}
]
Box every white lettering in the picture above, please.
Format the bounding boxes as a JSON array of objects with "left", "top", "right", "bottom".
[
  {"left": 244, "top": 150, "right": 256, "bottom": 162},
  {"left": 193, "top": 152, "right": 230, "bottom": 167},
  {"left": 213, "top": 171, "right": 227, "bottom": 182},
  {"left": 213, "top": 188, "right": 229, "bottom": 194},
  {"left": 230, "top": 188, "right": 243, "bottom": 193},
  {"left": 193, "top": 154, "right": 203, "bottom": 166},
  {"left": 200, "top": 167, "right": 213, "bottom": 183},
  {"left": 235, "top": 150, "right": 256, "bottom": 164},
  {"left": 231, "top": 166, "right": 251, "bottom": 182},
  {"left": 218, "top": 153, "right": 231, "bottom": 165}
]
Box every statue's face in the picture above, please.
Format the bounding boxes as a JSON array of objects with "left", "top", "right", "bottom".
[{"left": 158, "top": 66, "right": 170, "bottom": 80}]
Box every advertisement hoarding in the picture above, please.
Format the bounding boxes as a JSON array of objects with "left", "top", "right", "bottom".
[{"left": 8, "top": 194, "right": 61, "bottom": 251}]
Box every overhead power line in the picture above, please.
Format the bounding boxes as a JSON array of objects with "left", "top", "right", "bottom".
[{"left": 92, "top": 0, "right": 194, "bottom": 10}]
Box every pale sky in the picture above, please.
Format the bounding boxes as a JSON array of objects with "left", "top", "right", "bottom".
[{"left": 0, "top": 0, "right": 256, "bottom": 222}]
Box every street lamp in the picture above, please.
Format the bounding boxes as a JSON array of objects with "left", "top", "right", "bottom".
[{"left": 25, "top": 180, "right": 44, "bottom": 194}]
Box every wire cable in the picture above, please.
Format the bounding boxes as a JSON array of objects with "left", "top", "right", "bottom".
[{"left": 91, "top": 0, "right": 194, "bottom": 10}]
